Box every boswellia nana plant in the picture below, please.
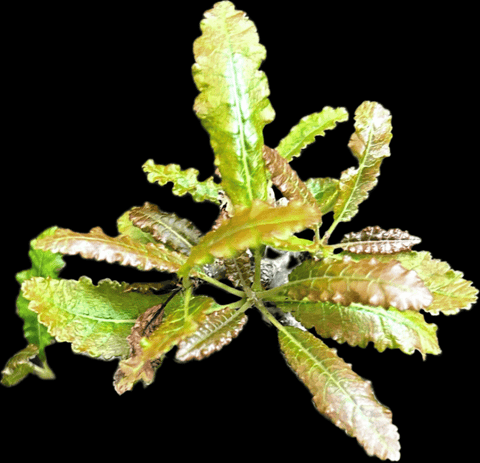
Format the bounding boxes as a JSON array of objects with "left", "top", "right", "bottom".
[{"left": 3, "top": 1, "right": 477, "bottom": 460}]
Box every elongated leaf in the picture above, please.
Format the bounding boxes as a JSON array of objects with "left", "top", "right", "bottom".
[
  {"left": 276, "top": 106, "right": 349, "bottom": 161},
  {"left": 262, "top": 145, "right": 322, "bottom": 221},
  {"left": 117, "top": 210, "right": 158, "bottom": 244},
  {"left": 223, "top": 250, "right": 255, "bottom": 288},
  {"left": 344, "top": 251, "right": 478, "bottom": 315},
  {"left": 274, "top": 299, "right": 440, "bottom": 359},
  {"left": 114, "top": 293, "right": 215, "bottom": 394},
  {"left": 339, "top": 226, "right": 421, "bottom": 254},
  {"left": 1, "top": 344, "right": 55, "bottom": 386},
  {"left": 129, "top": 202, "right": 201, "bottom": 255},
  {"left": 333, "top": 101, "right": 392, "bottom": 224},
  {"left": 278, "top": 326, "right": 400, "bottom": 461},
  {"left": 176, "top": 307, "right": 248, "bottom": 362},
  {"left": 15, "top": 227, "right": 66, "bottom": 361},
  {"left": 142, "top": 160, "right": 221, "bottom": 204},
  {"left": 178, "top": 200, "right": 322, "bottom": 278},
  {"left": 192, "top": 1, "right": 275, "bottom": 207},
  {"left": 35, "top": 227, "right": 187, "bottom": 274},
  {"left": 22, "top": 276, "right": 172, "bottom": 360},
  {"left": 268, "top": 255, "right": 432, "bottom": 311},
  {"left": 304, "top": 177, "right": 340, "bottom": 214}
]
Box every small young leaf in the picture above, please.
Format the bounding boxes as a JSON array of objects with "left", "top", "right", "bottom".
[
  {"left": 22, "top": 276, "right": 173, "bottom": 360},
  {"left": 176, "top": 307, "right": 248, "bottom": 362},
  {"left": 114, "top": 293, "right": 215, "bottom": 394},
  {"left": 129, "top": 202, "right": 201, "bottom": 255},
  {"left": 276, "top": 106, "right": 349, "bottom": 161},
  {"left": 304, "top": 177, "right": 340, "bottom": 214},
  {"left": 35, "top": 227, "right": 187, "bottom": 274},
  {"left": 339, "top": 226, "right": 421, "bottom": 254},
  {"left": 274, "top": 300, "right": 440, "bottom": 359},
  {"left": 142, "top": 160, "right": 221, "bottom": 204},
  {"left": 1, "top": 344, "right": 55, "bottom": 387},
  {"left": 269, "top": 255, "right": 433, "bottom": 311},
  {"left": 262, "top": 145, "right": 322, "bottom": 222},
  {"left": 192, "top": 1, "right": 275, "bottom": 207},
  {"left": 178, "top": 200, "right": 322, "bottom": 278},
  {"left": 333, "top": 101, "right": 392, "bottom": 225},
  {"left": 223, "top": 250, "right": 255, "bottom": 288},
  {"left": 116, "top": 209, "right": 158, "bottom": 244},
  {"left": 278, "top": 326, "right": 401, "bottom": 461}
]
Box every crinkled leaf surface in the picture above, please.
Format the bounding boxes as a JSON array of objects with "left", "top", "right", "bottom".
[
  {"left": 114, "top": 293, "right": 215, "bottom": 394},
  {"left": 142, "top": 160, "right": 221, "bottom": 204},
  {"left": 22, "top": 276, "right": 172, "bottom": 360},
  {"left": 176, "top": 307, "right": 248, "bottom": 362},
  {"left": 192, "top": 1, "right": 275, "bottom": 207},
  {"left": 274, "top": 300, "right": 440, "bottom": 359},
  {"left": 333, "top": 101, "right": 392, "bottom": 224},
  {"left": 178, "top": 200, "right": 321, "bottom": 278},
  {"left": 266, "top": 256, "right": 432, "bottom": 311},
  {"left": 339, "top": 226, "right": 421, "bottom": 254},
  {"left": 276, "top": 106, "right": 349, "bottom": 161},
  {"left": 344, "top": 251, "right": 478, "bottom": 315},
  {"left": 129, "top": 202, "right": 201, "bottom": 255},
  {"left": 35, "top": 226, "right": 187, "bottom": 274},
  {"left": 262, "top": 145, "right": 321, "bottom": 221},
  {"left": 278, "top": 326, "right": 401, "bottom": 461}
]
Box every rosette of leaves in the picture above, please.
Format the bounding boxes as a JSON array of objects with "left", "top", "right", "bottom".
[{"left": 3, "top": 2, "right": 477, "bottom": 461}]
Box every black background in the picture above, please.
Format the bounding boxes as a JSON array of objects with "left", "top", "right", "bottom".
[{"left": 2, "top": 1, "right": 477, "bottom": 460}]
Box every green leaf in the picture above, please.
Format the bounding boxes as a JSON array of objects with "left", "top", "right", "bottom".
[
  {"left": 175, "top": 307, "right": 248, "bottom": 362},
  {"left": 142, "top": 160, "right": 221, "bottom": 204},
  {"left": 192, "top": 1, "right": 275, "bottom": 207},
  {"left": 344, "top": 251, "right": 478, "bottom": 315},
  {"left": 304, "top": 177, "right": 340, "bottom": 215},
  {"left": 274, "top": 300, "right": 440, "bottom": 359},
  {"left": 278, "top": 326, "right": 401, "bottom": 461},
  {"left": 262, "top": 145, "right": 322, "bottom": 222},
  {"left": 333, "top": 101, "right": 392, "bottom": 225},
  {"left": 266, "top": 255, "right": 433, "bottom": 311},
  {"left": 16, "top": 227, "right": 66, "bottom": 360},
  {"left": 276, "top": 106, "right": 349, "bottom": 161},
  {"left": 35, "top": 226, "right": 188, "bottom": 274},
  {"left": 114, "top": 292, "right": 215, "bottom": 394},
  {"left": 1, "top": 344, "right": 55, "bottom": 387},
  {"left": 178, "top": 200, "right": 322, "bottom": 278},
  {"left": 22, "top": 276, "right": 173, "bottom": 360},
  {"left": 116, "top": 209, "right": 158, "bottom": 244},
  {"left": 129, "top": 202, "right": 201, "bottom": 255}
]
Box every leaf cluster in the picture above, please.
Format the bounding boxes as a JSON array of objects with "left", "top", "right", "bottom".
[{"left": 3, "top": 2, "right": 477, "bottom": 461}]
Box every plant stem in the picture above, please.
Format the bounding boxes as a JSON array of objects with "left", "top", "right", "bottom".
[
  {"left": 199, "top": 273, "right": 245, "bottom": 298},
  {"left": 255, "top": 299, "right": 286, "bottom": 332}
]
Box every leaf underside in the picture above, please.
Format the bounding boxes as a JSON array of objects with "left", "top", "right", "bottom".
[{"left": 279, "top": 326, "right": 400, "bottom": 461}]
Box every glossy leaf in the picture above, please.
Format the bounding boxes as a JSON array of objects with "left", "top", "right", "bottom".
[
  {"left": 22, "top": 276, "right": 173, "bottom": 360},
  {"left": 116, "top": 210, "right": 158, "bottom": 244},
  {"left": 274, "top": 300, "right": 440, "bottom": 359},
  {"left": 333, "top": 101, "right": 392, "bottom": 224},
  {"left": 114, "top": 293, "right": 215, "bottom": 394},
  {"left": 268, "top": 255, "right": 433, "bottom": 311},
  {"left": 262, "top": 145, "right": 322, "bottom": 221},
  {"left": 344, "top": 251, "right": 478, "bottom": 315},
  {"left": 129, "top": 202, "right": 201, "bottom": 255},
  {"left": 142, "top": 160, "right": 221, "bottom": 204},
  {"left": 1, "top": 344, "right": 55, "bottom": 387},
  {"left": 176, "top": 307, "right": 248, "bottom": 362},
  {"left": 304, "top": 177, "right": 340, "bottom": 214},
  {"left": 178, "top": 200, "right": 321, "bottom": 278},
  {"left": 278, "top": 326, "right": 401, "bottom": 461},
  {"left": 339, "top": 226, "right": 421, "bottom": 254},
  {"left": 276, "top": 106, "right": 349, "bottom": 161},
  {"left": 35, "top": 226, "right": 187, "bottom": 274},
  {"left": 223, "top": 250, "right": 255, "bottom": 288},
  {"left": 192, "top": 1, "right": 275, "bottom": 207}
]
